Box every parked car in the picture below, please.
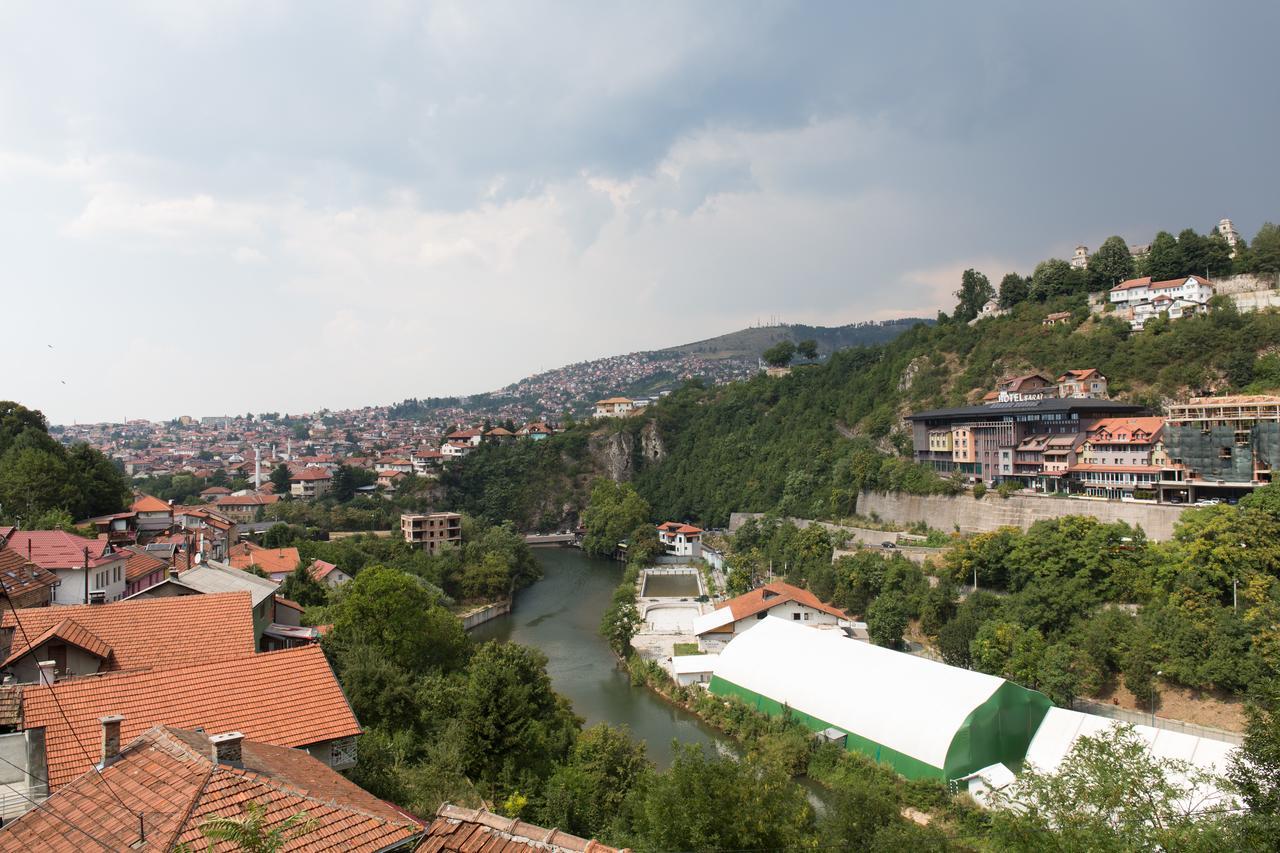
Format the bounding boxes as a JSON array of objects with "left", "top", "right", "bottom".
[
  {"left": 881, "top": 541, "right": 896, "bottom": 549},
  {"left": 1195, "top": 498, "right": 1221, "bottom": 506}
]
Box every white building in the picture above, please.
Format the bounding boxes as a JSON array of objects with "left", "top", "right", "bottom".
[
  {"left": 693, "top": 581, "right": 849, "bottom": 651},
  {"left": 1070, "top": 245, "right": 1089, "bottom": 269},
  {"left": 594, "top": 397, "right": 636, "bottom": 418},
  {"left": 656, "top": 522, "right": 703, "bottom": 558},
  {"left": 1109, "top": 275, "right": 1214, "bottom": 329}
]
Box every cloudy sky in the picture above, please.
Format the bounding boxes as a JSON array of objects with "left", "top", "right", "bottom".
[{"left": 4, "top": 2, "right": 1278, "bottom": 424}]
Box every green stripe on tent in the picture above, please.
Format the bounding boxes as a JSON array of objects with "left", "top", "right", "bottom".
[
  {"left": 944, "top": 679, "right": 1052, "bottom": 779},
  {"left": 708, "top": 675, "right": 945, "bottom": 780}
]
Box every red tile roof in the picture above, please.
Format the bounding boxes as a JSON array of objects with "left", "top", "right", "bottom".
[
  {"left": 657, "top": 522, "right": 703, "bottom": 535},
  {"left": 213, "top": 493, "right": 281, "bottom": 507},
  {"left": 229, "top": 543, "right": 301, "bottom": 576},
  {"left": 290, "top": 468, "right": 332, "bottom": 481},
  {"left": 0, "top": 547, "right": 59, "bottom": 600},
  {"left": 715, "top": 581, "right": 849, "bottom": 623},
  {"left": 2, "top": 617, "right": 113, "bottom": 669},
  {"left": 121, "top": 547, "right": 170, "bottom": 582},
  {"left": 0, "top": 592, "right": 256, "bottom": 675},
  {"left": 0, "top": 726, "right": 421, "bottom": 852},
  {"left": 3, "top": 531, "right": 112, "bottom": 570},
  {"left": 1111, "top": 276, "right": 1152, "bottom": 292},
  {"left": 130, "top": 494, "right": 172, "bottom": 514},
  {"left": 308, "top": 559, "right": 342, "bottom": 581},
  {"left": 419, "top": 805, "right": 617, "bottom": 853},
  {"left": 23, "top": 645, "right": 362, "bottom": 790}
]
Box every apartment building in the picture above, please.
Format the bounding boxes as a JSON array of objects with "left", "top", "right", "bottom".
[{"left": 401, "top": 512, "right": 463, "bottom": 554}]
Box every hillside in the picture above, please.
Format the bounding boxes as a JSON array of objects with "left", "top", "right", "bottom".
[
  {"left": 391, "top": 319, "right": 928, "bottom": 422},
  {"left": 444, "top": 293, "right": 1280, "bottom": 529}
]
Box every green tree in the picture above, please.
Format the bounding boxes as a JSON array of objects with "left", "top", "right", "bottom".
[
  {"left": 622, "top": 745, "right": 813, "bottom": 853},
  {"left": 1029, "top": 258, "right": 1084, "bottom": 300},
  {"left": 998, "top": 272, "right": 1029, "bottom": 308},
  {"left": 279, "top": 562, "right": 328, "bottom": 608},
  {"left": 762, "top": 340, "right": 797, "bottom": 368},
  {"left": 270, "top": 463, "right": 291, "bottom": 496},
  {"left": 325, "top": 566, "right": 469, "bottom": 675},
  {"left": 1251, "top": 222, "right": 1280, "bottom": 274},
  {"left": 796, "top": 339, "right": 819, "bottom": 361},
  {"left": 1178, "top": 228, "right": 1232, "bottom": 278},
  {"left": 331, "top": 465, "right": 356, "bottom": 502},
  {"left": 581, "top": 480, "right": 650, "bottom": 558},
  {"left": 536, "top": 724, "right": 651, "bottom": 839},
  {"left": 195, "top": 802, "right": 317, "bottom": 853},
  {"left": 989, "top": 724, "right": 1235, "bottom": 851},
  {"left": 953, "top": 268, "right": 994, "bottom": 322},
  {"left": 1144, "top": 230, "right": 1183, "bottom": 280},
  {"left": 459, "top": 641, "right": 580, "bottom": 791},
  {"left": 1086, "top": 236, "right": 1136, "bottom": 291},
  {"left": 865, "top": 592, "right": 909, "bottom": 649},
  {"left": 1229, "top": 678, "right": 1280, "bottom": 816}
]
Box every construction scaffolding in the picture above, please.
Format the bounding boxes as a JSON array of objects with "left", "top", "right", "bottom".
[{"left": 1165, "top": 397, "right": 1280, "bottom": 483}]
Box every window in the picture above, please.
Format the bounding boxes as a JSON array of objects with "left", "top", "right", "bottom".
[
  {"left": 803, "top": 612, "right": 811, "bottom": 621},
  {"left": 792, "top": 613, "right": 801, "bottom": 621},
  {"left": 756, "top": 612, "right": 767, "bottom": 620}
]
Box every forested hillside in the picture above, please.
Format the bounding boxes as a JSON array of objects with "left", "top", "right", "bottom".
[{"left": 445, "top": 293, "right": 1280, "bottom": 528}]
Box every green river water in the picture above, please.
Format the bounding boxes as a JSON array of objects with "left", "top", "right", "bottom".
[{"left": 469, "top": 547, "right": 729, "bottom": 768}]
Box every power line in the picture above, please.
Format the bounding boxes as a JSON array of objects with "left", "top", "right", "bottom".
[
  {"left": 0, "top": 577, "right": 142, "bottom": 829},
  {"left": 0, "top": 759, "right": 120, "bottom": 851}
]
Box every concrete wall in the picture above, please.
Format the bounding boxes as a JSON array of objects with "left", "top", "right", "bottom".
[
  {"left": 1228, "top": 290, "right": 1280, "bottom": 312},
  {"left": 857, "top": 490, "right": 1188, "bottom": 541},
  {"left": 460, "top": 599, "right": 512, "bottom": 631},
  {"left": 1212, "top": 273, "right": 1279, "bottom": 295}
]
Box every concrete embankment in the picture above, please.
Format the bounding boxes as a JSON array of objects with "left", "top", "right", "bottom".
[
  {"left": 857, "top": 491, "right": 1188, "bottom": 541},
  {"left": 459, "top": 599, "right": 512, "bottom": 630}
]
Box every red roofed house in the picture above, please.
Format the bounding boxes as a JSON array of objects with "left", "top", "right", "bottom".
[
  {"left": 18, "top": 644, "right": 363, "bottom": 790},
  {"left": 212, "top": 492, "right": 280, "bottom": 523},
  {"left": 0, "top": 545, "right": 59, "bottom": 609},
  {"left": 120, "top": 545, "right": 170, "bottom": 596},
  {"left": 309, "top": 559, "right": 352, "bottom": 588},
  {"left": 515, "top": 422, "right": 554, "bottom": 441},
  {"left": 445, "top": 427, "right": 484, "bottom": 447},
  {"left": 4, "top": 530, "right": 128, "bottom": 605},
  {"left": 0, "top": 725, "right": 424, "bottom": 852},
  {"left": 421, "top": 804, "right": 619, "bottom": 853},
  {"left": 228, "top": 542, "right": 302, "bottom": 582},
  {"left": 1110, "top": 275, "right": 1214, "bottom": 330},
  {"left": 1056, "top": 368, "right": 1108, "bottom": 399},
  {"left": 290, "top": 467, "right": 332, "bottom": 499},
  {"left": 0, "top": 591, "right": 257, "bottom": 684},
  {"left": 656, "top": 522, "right": 703, "bottom": 558},
  {"left": 130, "top": 493, "right": 173, "bottom": 533},
  {"left": 692, "top": 581, "right": 850, "bottom": 652}
]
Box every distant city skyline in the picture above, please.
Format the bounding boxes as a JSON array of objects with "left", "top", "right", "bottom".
[{"left": 3, "top": 2, "right": 1279, "bottom": 423}]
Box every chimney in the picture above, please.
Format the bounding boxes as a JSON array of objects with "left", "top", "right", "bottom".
[
  {"left": 168, "top": 567, "right": 181, "bottom": 581},
  {"left": 100, "top": 715, "right": 124, "bottom": 766},
  {"left": 36, "top": 660, "right": 56, "bottom": 686},
  {"left": 209, "top": 731, "right": 244, "bottom": 766}
]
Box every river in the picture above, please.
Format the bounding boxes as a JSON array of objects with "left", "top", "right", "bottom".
[{"left": 469, "top": 547, "right": 730, "bottom": 768}]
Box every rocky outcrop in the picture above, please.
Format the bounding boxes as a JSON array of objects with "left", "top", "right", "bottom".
[
  {"left": 589, "top": 429, "right": 635, "bottom": 482},
  {"left": 898, "top": 356, "right": 928, "bottom": 392},
  {"left": 639, "top": 420, "right": 666, "bottom": 464}
]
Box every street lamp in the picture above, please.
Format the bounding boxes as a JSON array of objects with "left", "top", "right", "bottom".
[{"left": 1150, "top": 670, "right": 1162, "bottom": 726}]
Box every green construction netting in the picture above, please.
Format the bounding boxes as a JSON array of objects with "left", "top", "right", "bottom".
[
  {"left": 943, "top": 679, "right": 1052, "bottom": 779},
  {"left": 1166, "top": 422, "right": 1280, "bottom": 483}
]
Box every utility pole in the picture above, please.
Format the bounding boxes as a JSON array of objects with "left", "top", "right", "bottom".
[{"left": 83, "top": 546, "right": 90, "bottom": 605}]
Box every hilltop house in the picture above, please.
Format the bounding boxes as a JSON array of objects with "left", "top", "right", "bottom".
[
  {"left": 1057, "top": 368, "right": 1108, "bottom": 399},
  {"left": 1110, "top": 275, "right": 1214, "bottom": 330},
  {"left": 656, "top": 522, "right": 703, "bottom": 558},
  {"left": 594, "top": 397, "right": 635, "bottom": 418}
]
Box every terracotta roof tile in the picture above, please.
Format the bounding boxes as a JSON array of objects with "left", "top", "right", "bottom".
[
  {"left": 23, "top": 645, "right": 361, "bottom": 790},
  {"left": 0, "top": 726, "right": 421, "bottom": 852},
  {"left": 130, "top": 494, "right": 172, "bottom": 514},
  {"left": 229, "top": 544, "right": 301, "bottom": 576},
  {"left": 1, "top": 618, "right": 112, "bottom": 668},
  {"left": 418, "top": 805, "right": 617, "bottom": 852},
  {"left": 0, "top": 592, "right": 255, "bottom": 675},
  {"left": 0, "top": 547, "right": 60, "bottom": 598},
  {"left": 716, "top": 581, "right": 849, "bottom": 623},
  {"left": 3, "top": 531, "right": 111, "bottom": 570}
]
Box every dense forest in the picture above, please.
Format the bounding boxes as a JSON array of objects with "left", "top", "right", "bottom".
[{"left": 0, "top": 401, "right": 130, "bottom": 525}]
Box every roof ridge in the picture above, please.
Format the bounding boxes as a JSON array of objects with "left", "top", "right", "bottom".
[{"left": 219, "top": 764, "right": 421, "bottom": 827}]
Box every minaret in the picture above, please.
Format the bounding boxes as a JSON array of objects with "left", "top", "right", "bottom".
[{"left": 254, "top": 445, "right": 262, "bottom": 491}]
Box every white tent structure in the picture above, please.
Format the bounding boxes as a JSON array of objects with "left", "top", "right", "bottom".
[
  {"left": 1022, "top": 707, "right": 1238, "bottom": 812},
  {"left": 708, "top": 616, "right": 1052, "bottom": 780}
]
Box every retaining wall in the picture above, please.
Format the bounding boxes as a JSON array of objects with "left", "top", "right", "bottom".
[
  {"left": 459, "top": 599, "right": 512, "bottom": 631},
  {"left": 856, "top": 491, "right": 1188, "bottom": 541}
]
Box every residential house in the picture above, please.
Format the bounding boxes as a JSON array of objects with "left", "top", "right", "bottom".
[
  {"left": 968, "top": 298, "right": 1006, "bottom": 325},
  {"left": 120, "top": 546, "right": 170, "bottom": 596},
  {"left": 0, "top": 592, "right": 256, "bottom": 684},
  {"left": 1043, "top": 311, "right": 1072, "bottom": 326},
  {"left": 440, "top": 440, "right": 475, "bottom": 460},
  {"left": 594, "top": 397, "right": 635, "bottom": 418},
  {"left": 4, "top": 531, "right": 128, "bottom": 605},
  {"left": 290, "top": 467, "right": 332, "bottom": 499},
  {"left": 379, "top": 470, "right": 406, "bottom": 491},
  {"left": 228, "top": 542, "right": 301, "bottom": 582},
  {"left": 309, "top": 559, "right": 352, "bottom": 588},
  {"left": 129, "top": 494, "right": 173, "bottom": 533},
  {"left": 16, "top": 644, "right": 364, "bottom": 791},
  {"left": 0, "top": 725, "right": 424, "bottom": 851},
  {"left": 515, "top": 422, "right": 554, "bottom": 440},
  {"left": 402, "top": 512, "right": 462, "bottom": 554},
  {"left": 125, "top": 562, "right": 280, "bottom": 645},
  {"left": 656, "top": 522, "right": 703, "bottom": 558},
  {"left": 375, "top": 457, "right": 414, "bottom": 474},
  {"left": 1110, "top": 275, "right": 1214, "bottom": 330},
  {"left": 80, "top": 511, "right": 138, "bottom": 546},
  {"left": 410, "top": 447, "right": 444, "bottom": 473},
  {"left": 1057, "top": 369, "right": 1108, "bottom": 399},
  {"left": 692, "top": 581, "right": 850, "bottom": 652},
  {"left": 422, "top": 804, "right": 620, "bottom": 853},
  {"left": 212, "top": 492, "right": 280, "bottom": 523},
  {"left": 0, "top": 547, "right": 59, "bottom": 609},
  {"left": 1069, "top": 417, "right": 1165, "bottom": 499},
  {"left": 483, "top": 426, "right": 515, "bottom": 444},
  {"left": 198, "top": 485, "right": 231, "bottom": 501},
  {"left": 994, "top": 373, "right": 1057, "bottom": 402},
  {"left": 445, "top": 427, "right": 484, "bottom": 447}
]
